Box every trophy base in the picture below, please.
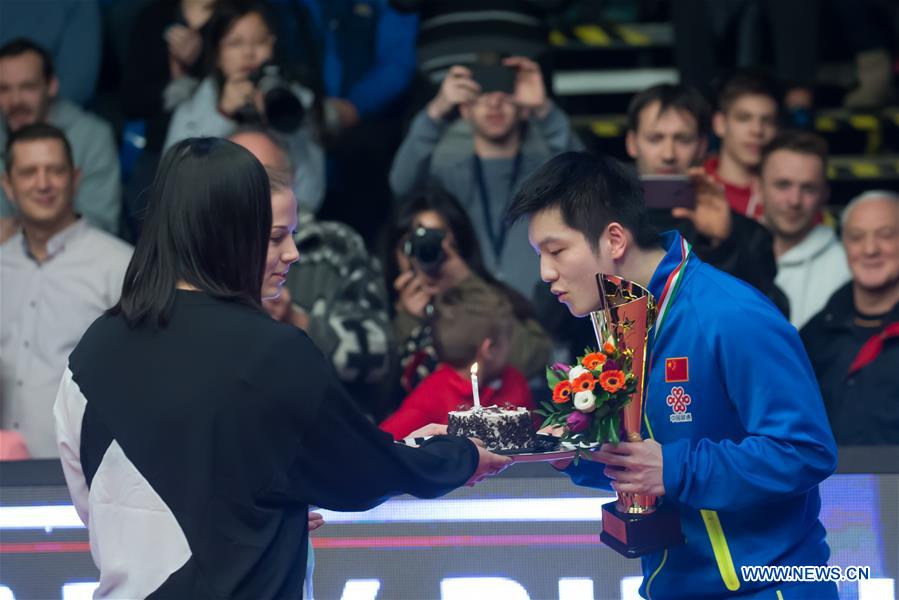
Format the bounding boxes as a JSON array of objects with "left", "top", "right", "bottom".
[{"left": 600, "top": 499, "right": 685, "bottom": 558}]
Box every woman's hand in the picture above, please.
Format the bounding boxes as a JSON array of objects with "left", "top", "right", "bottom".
[
  {"left": 219, "top": 76, "right": 256, "bottom": 117},
  {"left": 394, "top": 270, "right": 435, "bottom": 318},
  {"left": 308, "top": 511, "right": 325, "bottom": 533}
]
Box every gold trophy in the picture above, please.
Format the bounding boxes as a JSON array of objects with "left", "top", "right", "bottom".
[{"left": 590, "top": 274, "right": 684, "bottom": 558}]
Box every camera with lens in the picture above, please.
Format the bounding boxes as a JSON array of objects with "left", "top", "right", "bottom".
[
  {"left": 404, "top": 227, "right": 447, "bottom": 278},
  {"left": 238, "top": 61, "right": 315, "bottom": 134}
]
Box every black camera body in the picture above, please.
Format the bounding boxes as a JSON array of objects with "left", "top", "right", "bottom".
[
  {"left": 245, "top": 61, "right": 313, "bottom": 133},
  {"left": 404, "top": 227, "right": 447, "bottom": 278}
]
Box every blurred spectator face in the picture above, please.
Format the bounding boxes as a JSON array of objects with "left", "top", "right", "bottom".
[
  {"left": 0, "top": 50, "right": 58, "bottom": 132},
  {"left": 760, "top": 149, "right": 827, "bottom": 244},
  {"left": 626, "top": 101, "right": 707, "bottom": 175},
  {"left": 217, "top": 12, "right": 275, "bottom": 80},
  {"left": 1, "top": 137, "right": 78, "bottom": 229},
  {"left": 262, "top": 187, "right": 299, "bottom": 300},
  {"left": 713, "top": 94, "right": 778, "bottom": 169},
  {"left": 461, "top": 92, "right": 520, "bottom": 144},
  {"left": 843, "top": 198, "right": 899, "bottom": 293}
]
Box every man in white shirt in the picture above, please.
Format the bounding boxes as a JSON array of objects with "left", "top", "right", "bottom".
[
  {"left": 759, "top": 130, "right": 850, "bottom": 329},
  {"left": 0, "top": 123, "right": 131, "bottom": 457}
]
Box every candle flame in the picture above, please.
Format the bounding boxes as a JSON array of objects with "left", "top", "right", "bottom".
[{"left": 470, "top": 362, "right": 478, "bottom": 376}]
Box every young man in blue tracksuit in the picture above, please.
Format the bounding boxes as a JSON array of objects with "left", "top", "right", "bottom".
[{"left": 507, "top": 152, "right": 838, "bottom": 599}]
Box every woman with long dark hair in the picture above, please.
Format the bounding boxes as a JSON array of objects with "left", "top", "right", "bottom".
[
  {"left": 381, "top": 184, "right": 552, "bottom": 397},
  {"left": 54, "top": 138, "right": 506, "bottom": 599}
]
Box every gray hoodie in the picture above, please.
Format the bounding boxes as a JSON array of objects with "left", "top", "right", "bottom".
[
  {"left": 775, "top": 224, "right": 851, "bottom": 329},
  {"left": 389, "top": 104, "right": 583, "bottom": 299}
]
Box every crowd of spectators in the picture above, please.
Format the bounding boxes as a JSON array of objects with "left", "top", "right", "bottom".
[{"left": 1, "top": 0, "right": 897, "bottom": 459}]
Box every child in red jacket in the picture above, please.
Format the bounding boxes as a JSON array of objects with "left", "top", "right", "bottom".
[{"left": 381, "top": 279, "right": 534, "bottom": 440}]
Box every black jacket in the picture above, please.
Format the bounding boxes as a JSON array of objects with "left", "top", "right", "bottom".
[
  {"left": 800, "top": 283, "right": 899, "bottom": 445},
  {"left": 649, "top": 211, "right": 790, "bottom": 317},
  {"left": 56, "top": 291, "right": 478, "bottom": 599}
]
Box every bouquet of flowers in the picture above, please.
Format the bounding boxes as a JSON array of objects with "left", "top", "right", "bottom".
[{"left": 537, "top": 337, "right": 637, "bottom": 448}]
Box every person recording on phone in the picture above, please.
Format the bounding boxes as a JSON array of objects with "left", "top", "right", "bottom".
[
  {"left": 625, "top": 83, "right": 787, "bottom": 315},
  {"left": 163, "top": 0, "right": 325, "bottom": 213},
  {"left": 389, "top": 55, "right": 583, "bottom": 301}
]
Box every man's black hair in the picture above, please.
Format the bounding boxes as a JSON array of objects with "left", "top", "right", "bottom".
[
  {"left": 715, "top": 68, "right": 782, "bottom": 115},
  {"left": 4, "top": 122, "right": 74, "bottom": 173},
  {"left": 506, "top": 152, "right": 659, "bottom": 250},
  {"left": 627, "top": 83, "right": 711, "bottom": 138},
  {"left": 109, "top": 138, "right": 272, "bottom": 327},
  {"left": 0, "top": 38, "right": 54, "bottom": 81}
]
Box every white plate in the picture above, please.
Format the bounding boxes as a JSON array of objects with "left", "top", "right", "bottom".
[{"left": 507, "top": 448, "right": 578, "bottom": 463}]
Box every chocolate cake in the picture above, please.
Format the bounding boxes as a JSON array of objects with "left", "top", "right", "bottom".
[{"left": 446, "top": 406, "right": 535, "bottom": 452}]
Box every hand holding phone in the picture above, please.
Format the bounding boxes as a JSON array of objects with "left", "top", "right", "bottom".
[{"left": 667, "top": 169, "right": 733, "bottom": 243}]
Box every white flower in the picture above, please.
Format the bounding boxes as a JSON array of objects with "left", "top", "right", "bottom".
[
  {"left": 568, "top": 365, "right": 588, "bottom": 383},
  {"left": 573, "top": 390, "right": 596, "bottom": 413}
]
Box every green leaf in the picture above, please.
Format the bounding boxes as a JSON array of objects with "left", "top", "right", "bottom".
[
  {"left": 610, "top": 414, "right": 621, "bottom": 444},
  {"left": 545, "top": 366, "right": 565, "bottom": 388},
  {"left": 540, "top": 400, "right": 557, "bottom": 414}
]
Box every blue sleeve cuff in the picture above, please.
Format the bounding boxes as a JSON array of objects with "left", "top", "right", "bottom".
[{"left": 564, "top": 457, "right": 613, "bottom": 491}]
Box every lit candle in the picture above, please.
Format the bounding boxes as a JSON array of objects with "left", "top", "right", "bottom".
[{"left": 470, "top": 362, "right": 481, "bottom": 409}]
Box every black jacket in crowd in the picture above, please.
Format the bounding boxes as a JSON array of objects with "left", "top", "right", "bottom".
[
  {"left": 800, "top": 283, "right": 899, "bottom": 446},
  {"left": 649, "top": 211, "right": 790, "bottom": 317}
]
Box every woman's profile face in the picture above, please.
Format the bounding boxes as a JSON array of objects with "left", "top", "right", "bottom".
[
  {"left": 217, "top": 12, "right": 275, "bottom": 80},
  {"left": 262, "top": 188, "right": 299, "bottom": 300}
]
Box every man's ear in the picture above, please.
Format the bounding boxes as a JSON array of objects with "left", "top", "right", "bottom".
[
  {"left": 820, "top": 182, "right": 831, "bottom": 208},
  {"left": 695, "top": 136, "right": 709, "bottom": 163},
  {"left": 477, "top": 336, "right": 494, "bottom": 361},
  {"left": 625, "top": 130, "right": 638, "bottom": 160},
  {"left": 603, "top": 222, "right": 629, "bottom": 261},
  {"left": 48, "top": 76, "right": 60, "bottom": 99},
  {"left": 1, "top": 172, "right": 15, "bottom": 206},
  {"left": 71, "top": 166, "right": 82, "bottom": 195},
  {"left": 712, "top": 111, "right": 727, "bottom": 139}
]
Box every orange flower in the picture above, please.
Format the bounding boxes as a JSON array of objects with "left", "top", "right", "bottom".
[
  {"left": 552, "top": 381, "right": 573, "bottom": 404},
  {"left": 581, "top": 352, "right": 607, "bottom": 370},
  {"left": 572, "top": 372, "right": 596, "bottom": 393},
  {"left": 603, "top": 341, "right": 616, "bottom": 354},
  {"left": 599, "top": 370, "right": 626, "bottom": 393}
]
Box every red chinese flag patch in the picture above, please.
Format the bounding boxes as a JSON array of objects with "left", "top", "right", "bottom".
[{"left": 665, "top": 357, "right": 689, "bottom": 382}]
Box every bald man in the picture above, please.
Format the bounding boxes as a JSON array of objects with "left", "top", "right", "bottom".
[{"left": 228, "top": 128, "right": 395, "bottom": 419}]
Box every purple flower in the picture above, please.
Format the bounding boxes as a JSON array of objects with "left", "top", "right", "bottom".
[
  {"left": 552, "top": 362, "right": 570, "bottom": 373},
  {"left": 603, "top": 359, "right": 620, "bottom": 372},
  {"left": 566, "top": 411, "right": 591, "bottom": 433}
]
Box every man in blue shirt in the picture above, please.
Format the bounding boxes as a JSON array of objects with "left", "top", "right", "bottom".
[{"left": 506, "top": 152, "right": 838, "bottom": 599}]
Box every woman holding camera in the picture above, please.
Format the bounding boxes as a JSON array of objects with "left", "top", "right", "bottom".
[
  {"left": 382, "top": 186, "right": 552, "bottom": 400},
  {"left": 163, "top": 0, "right": 325, "bottom": 213},
  {"left": 54, "top": 138, "right": 508, "bottom": 599}
]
